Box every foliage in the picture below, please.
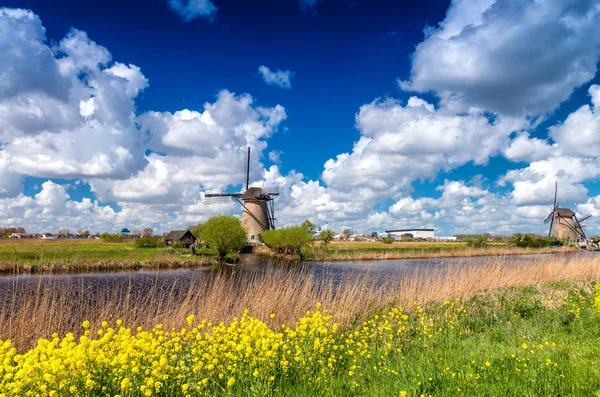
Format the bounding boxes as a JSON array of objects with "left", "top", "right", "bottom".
[
  {"left": 77, "top": 228, "right": 89, "bottom": 237},
  {"left": 201, "top": 216, "right": 247, "bottom": 261},
  {"left": 100, "top": 233, "right": 127, "bottom": 243},
  {"left": 57, "top": 228, "right": 71, "bottom": 236},
  {"left": 1, "top": 285, "right": 600, "bottom": 396},
  {"left": 382, "top": 236, "right": 395, "bottom": 244},
  {"left": 342, "top": 229, "right": 352, "bottom": 240},
  {"left": 142, "top": 228, "right": 153, "bottom": 238},
  {"left": 300, "top": 219, "right": 317, "bottom": 235},
  {"left": 467, "top": 235, "right": 488, "bottom": 248},
  {"left": 134, "top": 236, "right": 165, "bottom": 248},
  {"left": 187, "top": 223, "right": 203, "bottom": 240},
  {"left": 511, "top": 233, "right": 561, "bottom": 248},
  {"left": 262, "top": 226, "right": 314, "bottom": 257},
  {"left": 319, "top": 230, "right": 335, "bottom": 248}
]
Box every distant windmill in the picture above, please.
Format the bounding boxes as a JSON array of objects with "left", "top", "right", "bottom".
[
  {"left": 204, "top": 148, "right": 279, "bottom": 242},
  {"left": 543, "top": 182, "right": 591, "bottom": 242}
]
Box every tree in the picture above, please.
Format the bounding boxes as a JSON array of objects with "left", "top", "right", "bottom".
[
  {"left": 142, "top": 228, "right": 153, "bottom": 238},
  {"left": 201, "top": 216, "right": 247, "bottom": 262},
  {"left": 301, "top": 219, "right": 317, "bottom": 235},
  {"left": 131, "top": 229, "right": 142, "bottom": 237},
  {"left": 15, "top": 227, "right": 25, "bottom": 234},
  {"left": 319, "top": 229, "right": 335, "bottom": 248},
  {"left": 382, "top": 236, "right": 395, "bottom": 244},
  {"left": 77, "top": 228, "right": 90, "bottom": 238},
  {"left": 58, "top": 228, "right": 70, "bottom": 236},
  {"left": 262, "top": 226, "right": 314, "bottom": 259},
  {"left": 342, "top": 229, "right": 352, "bottom": 240},
  {"left": 371, "top": 232, "right": 378, "bottom": 238},
  {"left": 188, "top": 223, "right": 203, "bottom": 240}
]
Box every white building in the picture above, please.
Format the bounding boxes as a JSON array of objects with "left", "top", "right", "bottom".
[{"left": 385, "top": 228, "right": 435, "bottom": 239}]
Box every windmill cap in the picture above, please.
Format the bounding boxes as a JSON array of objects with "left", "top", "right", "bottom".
[
  {"left": 243, "top": 187, "right": 269, "bottom": 200},
  {"left": 554, "top": 208, "right": 575, "bottom": 217}
]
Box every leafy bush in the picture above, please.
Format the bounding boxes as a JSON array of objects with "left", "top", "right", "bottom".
[
  {"left": 202, "top": 215, "right": 248, "bottom": 262},
  {"left": 511, "top": 233, "right": 561, "bottom": 248},
  {"left": 134, "top": 236, "right": 165, "bottom": 248},
  {"left": 262, "top": 226, "right": 314, "bottom": 257},
  {"left": 467, "top": 235, "right": 488, "bottom": 248},
  {"left": 319, "top": 229, "right": 335, "bottom": 248},
  {"left": 101, "top": 233, "right": 126, "bottom": 242},
  {"left": 382, "top": 236, "right": 395, "bottom": 244}
]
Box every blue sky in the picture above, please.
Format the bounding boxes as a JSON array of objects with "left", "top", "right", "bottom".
[{"left": 1, "top": 0, "right": 600, "bottom": 235}]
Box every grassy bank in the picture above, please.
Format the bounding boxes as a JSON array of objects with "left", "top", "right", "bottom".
[
  {"left": 0, "top": 264, "right": 599, "bottom": 395},
  {"left": 0, "top": 239, "right": 218, "bottom": 273},
  {"left": 304, "top": 241, "right": 578, "bottom": 261}
]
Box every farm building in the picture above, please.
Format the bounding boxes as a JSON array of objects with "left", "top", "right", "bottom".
[
  {"left": 385, "top": 228, "right": 435, "bottom": 239},
  {"left": 165, "top": 230, "right": 196, "bottom": 248}
]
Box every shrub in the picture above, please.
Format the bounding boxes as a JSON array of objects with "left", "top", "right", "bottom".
[
  {"left": 101, "top": 233, "right": 126, "bottom": 242},
  {"left": 467, "top": 235, "right": 488, "bottom": 248},
  {"left": 511, "top": 233, "right": 561, "bottom": 248},
  {"left": 134, "top": 236, "right": 165, "bottom": 248},
  {"left": 319, "top": 230, "right": 335, "bottom": 248},
  {"left": 382, "top": 236, "right": 395, "bottom": 244},
  {"left": 202, "top": 215, "right": 247, "bottom": 262},
  {"left": 262, "top": 226, "right": 314, "bottom": 258}
]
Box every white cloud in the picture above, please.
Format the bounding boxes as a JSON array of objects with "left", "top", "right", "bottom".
[
  {"left": 321, "top": 96, "right": 523, "bottom": 196},
  {"left": 258, "top": 66, "right": 294, "bottom": 89},
  {"left": 167, "top": 0, "right": 217, "bottom": 22},
  {"left": 503, "top": 133, "right": 554, "bottom": 163},
  {"left": 550, "top": 85, "right": 600, "bottom": 157},
  {"left": 400, "top": 0, "right": 600, "bottom": 116}
]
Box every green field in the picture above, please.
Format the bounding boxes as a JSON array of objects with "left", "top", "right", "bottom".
[{"left": 0, "top": 239, "right": 216, "bottom": 273}]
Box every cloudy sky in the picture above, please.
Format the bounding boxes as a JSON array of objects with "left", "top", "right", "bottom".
[{"left": 1, "top": 0, "right": 600, "bottom": 235}]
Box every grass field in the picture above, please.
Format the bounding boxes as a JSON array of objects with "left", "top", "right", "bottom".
[
  {"left": 0, "top": 239, "right": 216, "bottom": 273},
  {"left": 1, "top": 255, "right": 600, "bottom": 396},
  {"left": 304, "top": 240, "right": 577, "bottom": 261}
]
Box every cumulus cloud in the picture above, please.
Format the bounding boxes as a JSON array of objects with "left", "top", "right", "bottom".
[
  {"left": 550, "top": 85, "right": 600, "bottom": 157},
  {"left": 167, "top": 0, "right": 217, "bottom": 22},
  {"left": 503, "top": 133, "right": 554, "bottom": 163},
  {"left": 400, "top": 0, "right": 600, "bottom": 116},
  {"left": 321, "top": 96, "right": 523, "bottom": 196},
  {"left": 257, "top": 66, "right": 294, "bottom": 89}
]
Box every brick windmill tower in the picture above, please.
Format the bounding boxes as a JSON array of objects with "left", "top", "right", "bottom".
[{"left": 204, "top": 148, "right": 279, "bottom": 242}]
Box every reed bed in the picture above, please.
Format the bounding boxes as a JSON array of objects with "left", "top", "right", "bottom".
[
  {"left": 1, "top": 254, "right": 599, "bottom": 352},
  {"left": 308, "top": 245, "right": 578, "bottom": 261}
]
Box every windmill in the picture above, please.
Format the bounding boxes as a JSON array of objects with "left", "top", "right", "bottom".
[
  {"left": 204, "top": 148, "right": 279, "bottom": 242},
  {"left": 543, "top": 182, "right": 591, "bottom": 242}
]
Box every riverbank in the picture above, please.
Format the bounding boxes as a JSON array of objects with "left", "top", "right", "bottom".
[
  {"left": 0, "top": 258, "right": 599, "bottom": 395},
  {"left": 303, "top": 242, "right": 579, "bottom": 261},
  {"left": 0, "top": 239, "right": 219, "bottom": 274}
]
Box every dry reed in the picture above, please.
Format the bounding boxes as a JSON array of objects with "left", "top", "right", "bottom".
[{"left": 1, "top": 254, "right": 599, "bottom": 351}]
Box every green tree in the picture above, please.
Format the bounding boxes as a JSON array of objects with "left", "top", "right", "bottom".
[
  {"left": 201, "top": 216, "right": 247, "bottom": 262},
  {"left": 262, "top": 226, "right": 314, "bottom": 259},
  {"left": 301, "top": 219, "right": 317, "bottom": 235},
  {"left": 188, "top": 222, "right": 204, "bottom": 240},
  {"left": 319, "top": 229, "right": 335, "bottom": 248},
  {"left": 382, "top": 236, "right": 395, "bottom": 244}
]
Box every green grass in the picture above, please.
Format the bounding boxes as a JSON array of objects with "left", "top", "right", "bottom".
[
  {"left": 0, "top": 239, "right": 218, "bottom": 272},
  {"left": 272, "top": 283, "right": 600, "bottom": 396}
]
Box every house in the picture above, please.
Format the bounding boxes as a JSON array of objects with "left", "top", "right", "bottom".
[{"left": 164, "top": 230, "right": 196, "bottom": 248}]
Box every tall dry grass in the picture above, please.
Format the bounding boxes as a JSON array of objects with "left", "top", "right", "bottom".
[
  {"left": 310, "top": 245, "right": 578, "bottom": 261},
  {"left": 1, "top": 254, "right": 600, "bottom": 351}
]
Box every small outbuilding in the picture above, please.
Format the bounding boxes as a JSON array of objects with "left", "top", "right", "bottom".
[{"left": 165, "top": 230, "right": 196, "bottom": 248}]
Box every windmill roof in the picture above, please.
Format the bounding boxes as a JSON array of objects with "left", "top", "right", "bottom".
[
  {"left": 554, "top": 208, "right": 575, "bottom": 217},
  {"left": 242, "top": 187, "right": 269, "bottom": 200}
]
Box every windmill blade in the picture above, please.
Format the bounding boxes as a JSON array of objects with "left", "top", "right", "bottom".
[
  {"left": 553, "top": 182, "right": 558, "bottom": 209},
  {"left": 203, "top": 196, "right": 235, "bottom": 205},
  {"left": 548, "top": 214, "right": 555, "bottom": 237},
  {"left": 579, "top": 214, "right": 592, "bottom": 223},
  {"left": 246, "top": 147, "right": 251, "bottom": 191},
  {"left": 264, "top": 185, "right": 280, "bottom": 195},
  {"left": 543, "top": 212, "right": 554, "bottom": 224}
]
